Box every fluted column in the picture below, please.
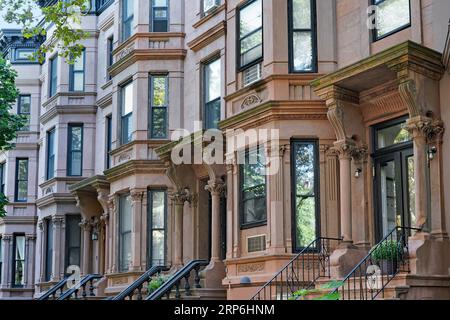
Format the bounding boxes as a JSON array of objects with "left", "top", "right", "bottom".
[
  {"left": 108, "top": 197, "right": 118, "bottom": 273},
  {"left": 37, "top": 220, "right": 45, "bottom": 283},
  {"left": 205, "top": 180, "right": 225, "bottom": 262}
]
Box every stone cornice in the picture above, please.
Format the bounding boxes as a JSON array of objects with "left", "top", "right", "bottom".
[
  {"left": 41, "top": 91, "right": 97, "bottom": 108},
  {"left": 68, "top": 175, "right": 110, "bottom": 193},
  {"left": 36, "top": 193, "right": 76, "bottom": 209},
  {"left": 109, "top": 139, "right": 169, "bottom": 157},
  {"left": 187, "top": 21, "right": 226, "bottom": 52},
  {"left": 0, "top": 216, "right": 38, "bottom": 226},
  {"left": 108, "top": 48, "right": 187, "bottom": 77},
  {"left": 311, "top": 41, "right": 444, "bottom": 92},
  {"left": 40, "top": 105, "right": 98, "bottom": 125},
  {"left": 219, "top": 100, "right": 327, "bottom": 130},
  {"left": 225, "top": 73, "right": 321, "bottom": 102},
  {"left": 112, "top": 32, "right": 186, "bottom": 56},
  {"left": 104, "top": 160, "right": 166, "bottom": 182},
  {"left": 96, "top": 92, "right": 113, "bottom": 109},
  {"left": 39, "top": 176, "right": 85, "bottom": 189}
]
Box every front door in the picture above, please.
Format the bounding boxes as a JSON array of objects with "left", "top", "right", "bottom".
[{"left": 373, "top": 117, "right": 415, "bottom": 241}]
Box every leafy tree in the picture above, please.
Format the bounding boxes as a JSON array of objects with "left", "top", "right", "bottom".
[
  {"left": 0, "top": 0, "right": 90, "bottom": 63},
  {"left": 0, "top": 57, "right": 26, "bottom": 217}
]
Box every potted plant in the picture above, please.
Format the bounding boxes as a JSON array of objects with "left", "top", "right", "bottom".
[
  {"left": 371, "top": 240, "right": 403, "bottom": 275},
  {"left": 148, "top": 274, "right": 169, "bottom": 295}
]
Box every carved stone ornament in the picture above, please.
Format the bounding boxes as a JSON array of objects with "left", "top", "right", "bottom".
[{"left": 241, "top": 94, "right": 262, "bottom": 109}]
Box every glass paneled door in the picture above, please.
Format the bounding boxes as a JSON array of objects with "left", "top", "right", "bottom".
[{"left": 373, "top": 117, "right": 415, "bottom": 241}]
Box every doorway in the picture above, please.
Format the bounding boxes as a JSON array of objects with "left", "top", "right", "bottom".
[{"left": 373, "top": 117, "right": 415, "bottom": 241}]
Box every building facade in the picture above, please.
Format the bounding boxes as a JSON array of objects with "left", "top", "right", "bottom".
[{"left": 0, "top": 0, "right": 449, "bottom": 300}]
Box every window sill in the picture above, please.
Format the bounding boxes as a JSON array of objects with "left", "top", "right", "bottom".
[
  {"left": 193, "top": 3, "right": 226, "bottom": 29},
  {"left": 240, "top": 221, "right": 267, "bottom": 230}
]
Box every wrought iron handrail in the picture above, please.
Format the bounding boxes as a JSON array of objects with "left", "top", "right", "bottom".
[
  {"left": 57, "top": 274, "right": 103, "bottom": 300},
  {"left": 37, "top": 277, "right": 68, "bottom": 300},
  {"left": 112, "top": 265, "right": 169, "bottom": 300},
  {"left": 146, "top": 260, "right": 209, "bottom": 300},
  {"left": 251, "top": 237, "right": 342, "bottom": 300},
  {"left": 331, "top": 226, "right": 421, "bottom": 300}
]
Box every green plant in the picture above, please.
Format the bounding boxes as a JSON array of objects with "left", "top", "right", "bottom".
[
  {"left": 289, "top": 280, "right": 343, "bottom": 301},
  {"left": 147, "top": 274, "right": 169, "bottom": 294},
  {"left": 371, "top": 240, "right": 402, "bottom": 262}
]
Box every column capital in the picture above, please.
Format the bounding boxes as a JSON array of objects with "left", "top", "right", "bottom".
[
  {"left": 25, "top": 234, "right": 37, "bottom": 241},
  {"left": 79, "top": 218, "right": 92, "bottom": 231},
  {"left": 130, "top": 189, "right": 145, "bottom": 203},
  {"left": 169, "top": 191, "right": 190, "bottom": 205},
  {"left": 205, "top": 179, "right": 226, "bottom": 196},
  {"left": 1, "top": 234, "right": 12, "bottom": 241},
  {"left": 52, "top": 216, "right": 64, "bottom": 226},
  {"left": 332, "top": 139, "right": 356, "bottom": 160}
]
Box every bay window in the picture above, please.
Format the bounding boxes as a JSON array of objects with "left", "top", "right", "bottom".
[
  {"left": 151, "top": 0, "right": 169, "bottom": 32},
  {"left": 121, "top": 81, "right": 133, "bottom": 144},
  {"left": 240, "top": 147, "right": 267, "bottom": 227},
  {"left": 237, "top": 0, "right": 263, "bottom": 70},
  {"left": 69, "top": 49, "right": 85, "bottom": 92},
  {"left": 119, "top": 194, "right": 132, "bottom": 272},
  {"left": 67, "top": 124, "right": 83, "bottom": 177},
  {"left": 291, "top": 140, "right": 320, "bottom": 251},
  {"left": 18, "top": 95, "right": 31, "bottom": 131},
  {"left": 289, "top": 0, "right": 317, "bottom": 72},
  {"left": 12, "top": 235, "right": 25, "bottom": 287},
  {"left": 150, "top": 75, "right": 168, "bottom": 139},
  {"left": 15, "top": 159, "right": 28, "bottom": 202},
  {"left": 203, "top": 58, "right": 221, "bottom": 130},
  {"left": 47, "top": 128, "right": 56, "bottom": 180},
  {"left": 122, "top": 0, "right": 134, "bottom": 41},
  {"left": 148, "top": 190, "right": 167, "bottom": 267}
]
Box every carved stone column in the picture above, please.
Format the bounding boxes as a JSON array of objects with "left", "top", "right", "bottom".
[
  {"left": 80, "top": 218, "right": 92, "bottom": 275},
  {"left": 130, "top": 189, "right": 145, "bottom": 272},
  {"left": 100, "top": 212, "right": 109, "bottom": 274},
  {"left": 334, "top": 140, "right": 356, "bottom": 244},
  {"left": 52, "top": 216, "right": 64, "bottom": 280},
  {"left": 108, "top": 197, "right": 117, "bottom": 273},
  {"left": 225, "top": 163, "right": 234, "bottom": 260},
  {"left": 205, "top": 180, "right": 226, "bottom": 262},
  {"left": 170, "top": 191, "right": 189, "bottom": 267},
  {"left": 426, "top": 121, "right": 448, "bottom": 239},
  {"left": 37, "top": 220, "right": 45, "bottom": 283},
  {"left": 0, "top": 235, "right": 11, "bottom": 288},
  {"left": 406, "top": 116, "right": 432, "bottom": 231}
]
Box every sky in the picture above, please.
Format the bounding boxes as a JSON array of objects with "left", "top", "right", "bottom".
[{"left": 0, "top": 5, "right": 42, "bottom": 29}]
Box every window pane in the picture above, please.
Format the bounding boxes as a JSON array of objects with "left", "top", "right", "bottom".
[
  {"left": 153, "top": 8, "right": 167, "bottom": 18},
  {"left": 124, "top": 0, "right": 134, "bottom": 18},
  {"left": 70, "top": 152, "right": 82, "bottom": 176},
  {"left": 151, "top": 107, "right": 167, "bottom": 138},
  {"left": 18, "top": 160, "right": 28, "bottom": 180},
  {"left": 293, "top": 31, "right": 313, "bottom": 71},
  {"left": 242, "top": 149, "right": 265, "bottom": 189},
  {"left": 153, "top": 0, "right": 168, "bottom": 7},
  {"left": 376, "top": 0, "right": 410, "bottom": 38},
  {"left": 240, "top": 0, "right": 262, "bottom": 37},
  {"left": 205, "top": 99, "right": 221, "bottom": 129},
  {"left": 72, "top": 73, "right": 84, "bottom": 91},
  {"left": 151, "top": 191, "right": 165, "bottom": 229},
  {"left": 119, "top": 195, "right": 132, "bottom": 271},
  {"left": 70, "top": 127, "right": 83, "bottom": 151},
  {"left": 294, "top": 143, "right": 315, "bottom": 195},
  {"left": 243, "top": 195, "right": 266, "bottom": 223},
  {"left": 19, "top": 96, "right": 31, "bottom": 114},
  {"left": 204, "top": 0, "right": 218, "bottom": 12},
  {"left": 293, "top": 0, "right": 312, "bottom": 29},
  {"left": 293, "top": 141, "right": 318, "bottom": 249},
  {"left": 295, "top": 196, "right": 316, "bottom": 248},
  {"left": 376, "top": 121, "right": 411, "bottom": 149},
  {"left": 122, "top": 82, "right": 133, "bottom": 115},
  {"left": 205, "top": 59, "right": 221, "bottom": 103},
  {"left": 152, "top": 77, "right": 167, "bottom": 106},
  {"left": 17, "top": 181, "right": 28, "bottom": 200},
  {"left": 151, "top": 230, "right": 165, "bottom": 266},
  {"left": 14, "top": 236, "right": 25, "bottom": 286},
  {"left": 122, "top": 113, "right": 133, "bottom": 143}
]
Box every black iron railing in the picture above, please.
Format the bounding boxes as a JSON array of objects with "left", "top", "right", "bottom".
[
  {"left": 251, "top": 237, "right": 342, "bottom": 300},
  {"left": 331, "top": 226, "right": 420, "bottom": 300},
  {"left": 146, "top": 260, "right": 209, "bottom": 300},
  {"left": 37, "top": 277, "right": 68, "bottom": 300},
  {"left": 112, "top": 265, "right": 168, "bottom": 300},
  {"left": 58, "top": 274, "right": 103, "bottom": 300}
]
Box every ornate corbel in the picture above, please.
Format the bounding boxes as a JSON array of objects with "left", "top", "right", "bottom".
[
  {"left": 398, "top": 79, "right": 422, "bottom": 117},
  {"left": 351, "top": 144, "right": 369, "bottom": 164}
]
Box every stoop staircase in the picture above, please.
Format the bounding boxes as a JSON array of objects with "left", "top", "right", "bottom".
[
  {"left": 38, "top": 274, "right": 104, "bottom": 300},
  {"left": 251, "top": 227, "right": 420, "bottom": 301},
  {"left": 112, "top": 260, "right": 227, "bottom": 301}
]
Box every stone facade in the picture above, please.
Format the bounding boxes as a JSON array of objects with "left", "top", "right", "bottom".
[{"left": 0, "top": 0, "right": 449, "bottom": 300}]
